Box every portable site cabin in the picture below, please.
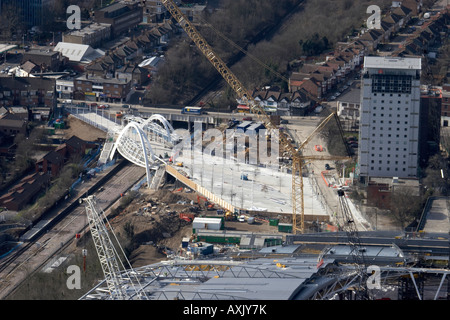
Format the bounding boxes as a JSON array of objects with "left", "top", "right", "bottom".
[{"left": 192, "top": 217, "right": 224, "bottom": 233}]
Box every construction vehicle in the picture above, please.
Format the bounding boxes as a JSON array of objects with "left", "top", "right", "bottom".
[
  {"left": 161, "top": 0, "right": 351, "bottom": 234},
  {"left": 224, "top": 210, "right": 236, "bottom": 221},
  {"left": 196, "top": 194, "right": 215, "bottom": 210}
]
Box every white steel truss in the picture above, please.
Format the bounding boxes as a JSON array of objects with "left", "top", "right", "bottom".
[{"left": 81, "top": 195, "right": 148, "bottom": 300}]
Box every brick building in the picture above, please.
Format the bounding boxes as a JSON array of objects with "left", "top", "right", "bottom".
[
  {"left": 73, "top": 74, "right": 132, "bottom": 103},
  {"left": 0, "top": 173, "right": 51, "bottom": 211},
  {"left": 94, "top": 2, "right": 142, "bottom": 37}
]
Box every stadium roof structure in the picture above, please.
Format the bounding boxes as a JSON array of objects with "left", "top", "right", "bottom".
[{"left": 80, "top": 255, "right": 339, "bottom": 300}]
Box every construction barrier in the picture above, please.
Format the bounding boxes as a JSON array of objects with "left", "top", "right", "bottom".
[
  {"left": 165, "top": 165, "right": 236, "bottom": 213},
  {"left": 321, "top": 171, "right": 330, "bottom": 187}
]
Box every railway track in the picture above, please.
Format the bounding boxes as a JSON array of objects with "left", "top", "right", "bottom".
[{"left": 0, "top": 162, "right": 146, "bottom": 299}]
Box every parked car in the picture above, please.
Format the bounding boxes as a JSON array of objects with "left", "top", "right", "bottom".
[
  {"left": 325, "top": 163, "right": 331, "bottom": 170},
  {"left": 243, "top": 117, "right": 252, "bottom": 121}
]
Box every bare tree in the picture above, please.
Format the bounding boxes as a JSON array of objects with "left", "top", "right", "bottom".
[
  {"left": 389, "top": 187, "right": 423, "bottom": 229},
  {"left": 0, "top": 4, "right": 25, "bottom": 41}
]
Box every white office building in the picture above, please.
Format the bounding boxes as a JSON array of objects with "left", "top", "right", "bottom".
[{"left": 358, "top": 56, "right": 422, "bottom": 181}]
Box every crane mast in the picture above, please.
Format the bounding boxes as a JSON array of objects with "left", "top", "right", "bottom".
[
  {"left": 337, "top": 188, "right": 369, "bottom": 299},
  {"left": 161, "top": 0, "right": 350, "bottom": 233},
  {"left": 82, "top": 195, "right": 146, "bottom": 299}
]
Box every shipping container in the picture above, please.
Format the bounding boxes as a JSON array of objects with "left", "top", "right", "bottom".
[
  {"left": 269, "top": 218, "right": 279, "bottom": 226},
  {"left": 196, "top": 235, "right": 241, "bottom": 244},
  {"left": 278, "top": 223, "right": 293, "bottom": 233}
]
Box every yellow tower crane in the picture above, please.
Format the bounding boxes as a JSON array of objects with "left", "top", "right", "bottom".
[{"left": 161, "top": 0, "right": 351, "bottom": 233}]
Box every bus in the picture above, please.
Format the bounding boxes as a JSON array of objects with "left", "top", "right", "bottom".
[{"left": 181, "top": 106, "right": 203, "bottom": 115}]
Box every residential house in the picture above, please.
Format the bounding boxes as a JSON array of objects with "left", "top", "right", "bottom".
[
  {"left": 0, "top": 77, "right": 57, "bottom": 110},
  {"left": 290, "top": 90, "right": 314, "bottom": 116},
  {"left": 20, "top": 61, "right": 40, "bottom": 76},
  {"left": 0, "top": 112, "right": 28, "bottom": 137},
  {"left": 56, "top": 78, "right": 76, "bottom": 100},
  {"left": 392, "top": 5, "right": 413, "bottom": 25},
  {"left": 0, "top": 173, "right": 51, "bottom": 211},
  {"left": 65, "top": 135, "right": 87, "bottom": 157},
  {"left": 336, "top": 84, "right": 361, "bottom": 131},
  {"left": 35, "top": 149, "right": 65, "bottom": 177},
  {"left": 35, "top": 135, "right": 87, "bottom": 177},
  {"left": 400, "top": 0, "right": 423, "bottom": 16},
  {"left": 116, "top": 63, "right": 150, "bottom": 86},
  {"left": 359, "top": 29, "right": 384, "bottom": 51},
  {"left": 237, "top": 87, "right": 314, "bottom": 116},
  {"left": 73, "top": 74, "right": 132, "bottom": 103}
]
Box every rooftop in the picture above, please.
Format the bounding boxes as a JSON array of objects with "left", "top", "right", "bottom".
[
  {"left": 364, "top": 56, "right": 422, "bottom": 70},
  {"left": 54, "top": 42, "right": 104, "bottom": 63}
]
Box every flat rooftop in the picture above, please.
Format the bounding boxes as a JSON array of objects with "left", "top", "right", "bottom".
[{"left": 364, "top": 56, "right": 422, "bottom": 70}]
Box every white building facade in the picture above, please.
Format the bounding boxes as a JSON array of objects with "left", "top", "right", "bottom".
[{"left": 358, "top": 56, "right": 422, "bottom": 181}]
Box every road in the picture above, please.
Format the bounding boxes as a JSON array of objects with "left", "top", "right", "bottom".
[
  {"left": 0, "top": 162, "right": 145, "bottom": 299},
  {"left": 289, "top": 231, "right": 450, "bottom": 255}
]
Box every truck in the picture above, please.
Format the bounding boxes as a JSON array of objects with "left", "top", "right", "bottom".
[{"left": 181, "top": 106, "right": 203, "bottom": 115}]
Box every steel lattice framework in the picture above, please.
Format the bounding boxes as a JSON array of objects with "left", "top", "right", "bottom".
[
  {"left": 81, "top": 196, "right": 148, "bottom": 300},
  {"left": 80, "top": 257, "right": 450, "bottom": 300},
  {"left": 107, "top": 114, "right": 179, "bottom": 186}
]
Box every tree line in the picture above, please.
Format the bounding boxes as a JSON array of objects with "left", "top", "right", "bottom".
[{"left": 146, "top": 0, "right": 393, "bottom": 107}]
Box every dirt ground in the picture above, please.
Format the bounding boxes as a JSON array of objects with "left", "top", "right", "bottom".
[
  {"left": 102, "top": 186, "right": 291, "bottom": 268},
  {"left": 60, "top": 115, "right": 107, "bottom": 141}
]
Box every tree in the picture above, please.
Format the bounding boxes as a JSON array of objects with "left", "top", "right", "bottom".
[
  {"left": 299, "top": 33, "right": 331, "bottom": 56},
  {"left": 422, "top": 153, "right": 450, "bottom": 195},
  {"left": 0, "top": 4, "right": 25, "bottom": 41},
  {"left": 389, "top": 188, "right": 424, "bottom": 229}
]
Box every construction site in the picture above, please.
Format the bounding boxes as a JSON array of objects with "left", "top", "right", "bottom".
[{"left": 1, "top": 0, "right": 449, "bottom": 303}]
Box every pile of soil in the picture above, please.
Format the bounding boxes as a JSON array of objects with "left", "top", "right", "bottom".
[{"left": 108, "top": 188, "right": 201, "bottom": 267}]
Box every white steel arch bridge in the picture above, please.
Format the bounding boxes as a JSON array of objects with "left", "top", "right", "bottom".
[{"left": 106, "top": 114, "right": 182, "bottom": 186}]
